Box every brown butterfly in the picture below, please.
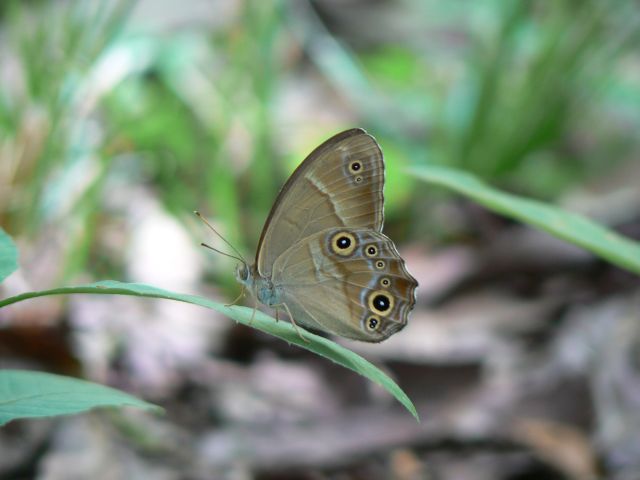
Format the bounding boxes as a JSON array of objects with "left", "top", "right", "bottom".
[{"left": 202, "top": 129, "right": 417, "bottom": 342}]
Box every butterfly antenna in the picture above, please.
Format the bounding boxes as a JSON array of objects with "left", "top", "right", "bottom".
[
  {"left": 200, "top": 242, "right": 245, "bottom": 263},
  {"left": 194, "top": 211, "right": 247, "bottom": 264}
]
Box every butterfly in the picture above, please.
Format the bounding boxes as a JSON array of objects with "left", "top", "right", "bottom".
[{"left": 203, "top": 129, "right": 417, "bottom": 342}]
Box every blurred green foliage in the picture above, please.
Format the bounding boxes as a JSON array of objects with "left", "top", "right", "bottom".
[
  {"left": 0, "top": 0, "right": 639, "bottom": 288},
  {"left": 411, "top": 165, "right": 640, "bottom": 275},
  {"left": 0, "top": 368, "right": 161, "bottom": 426},
  {"left": 0, "top": 275, "right": 418, "bottom": 420}
]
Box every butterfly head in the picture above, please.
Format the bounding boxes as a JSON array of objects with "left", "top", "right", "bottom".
[
  {"left": 236, "top": 262, "right": 259, "bottom": 291},
  {"left": 235, "top": 262, "right": 250, "bottom": 283}
]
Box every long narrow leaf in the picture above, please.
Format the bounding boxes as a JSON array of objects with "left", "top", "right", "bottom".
[
  {"left": 409, "top": 165, "right": 640, "bottom": 275},
  {"left": 0, "top": 370, "right": 162, "bottom": 426},
  {"left": 0, "top": 228, "right": 18, "bottom": 283},
  {"left": 0, "top": 280, "right": 419, "bottom": 420}
]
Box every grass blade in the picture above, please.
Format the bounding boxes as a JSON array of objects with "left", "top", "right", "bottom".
[
  {"left": 409, "top": 165, "right": 640, "bottom": 275},
  {"left": 0, "top": 370, "right": 162, "bottom": 426},
  {"left": 0, "top": 228, "right": 18, "bottom": 283},
  {"left": 0, "top": 280, "right": 419, "bottom": 421}
]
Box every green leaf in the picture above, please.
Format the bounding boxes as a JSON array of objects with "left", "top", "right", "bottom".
[
  {"left": 0, "top": 370, "right": 162, "bottom": 426},
  {"left": 409, "top": 165, "right": 640, "bottom": 275},
  {"left": 0, "top": 281, "right": 419, "bottom": 421},
  {"left": 0, "top": 228, "right": 18, "bottom": 284}
]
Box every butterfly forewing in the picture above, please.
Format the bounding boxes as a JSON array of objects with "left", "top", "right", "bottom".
[{"left": 256, "top": 129, "right": 384, "bottom": 277}]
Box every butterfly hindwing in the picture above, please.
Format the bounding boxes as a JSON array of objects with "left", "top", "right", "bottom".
[{"left": 272, "top": 228, "right": 417, "bottom": 342}]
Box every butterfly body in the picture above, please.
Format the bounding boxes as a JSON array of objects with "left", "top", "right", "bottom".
[
  {"left": 235, "top": 263, "right": 281, "bottom": 308},
  {"left": 238, "top": 129, "right": 418, "bottom": 342}
]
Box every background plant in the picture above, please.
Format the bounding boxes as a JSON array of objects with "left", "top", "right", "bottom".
[{"left": 1, "top": 1, "right": 640, "bottom": 478}]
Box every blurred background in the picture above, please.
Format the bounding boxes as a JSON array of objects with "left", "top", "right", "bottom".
[{"left": 1, "top": 0, "right": 640, "bottom": 478}]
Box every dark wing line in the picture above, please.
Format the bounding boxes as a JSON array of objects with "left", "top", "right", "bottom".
[
  {"left": 317, "top": 280, "right": 362, "bottom": 315},
  {"left": 288, "top": 282, "right": 363, "bottom": 327},
  {"left": 305, "top": 208, "right": 378, "bottom": 227},
  {"left": 255, "top": 128, "right": 367, "bottom": 266},
  {"left": 295, "top": 173, "right": 385, "bottom": 241},
  {"left": 281, "top": 246, "right": 409, "bottom": 273},
  {"left": 304, "top": 169, "right": 385, "bottom": 197},
  {"left": 280, "top": 272, "right": 413, "bottom": 288}
]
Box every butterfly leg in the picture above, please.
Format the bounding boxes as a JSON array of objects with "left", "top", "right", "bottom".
[
  {"left": 274, "top": 306, "right": 280, "bottom": 322},
  {"left": 225, "top": 285, "right": 245, "bottom": 307},
  {"left": 281, "top": 303, "right": 309, "bottom": 343},
  {"left": 249, "top": 295, "right": 258, "bottom": 326}
]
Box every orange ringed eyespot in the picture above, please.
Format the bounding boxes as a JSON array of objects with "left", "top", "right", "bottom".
[
  {"left": 368, "top": 290, "right": 395, "bottom": 316},
  {"left": 365, "top": 315, "right": 380, "bottom": 331},
  {"left": 330, "top": 231, "right": 356, "bottom": 256},
  {"left": 365, "top": 245, "right": 378, "bottom": 257}
]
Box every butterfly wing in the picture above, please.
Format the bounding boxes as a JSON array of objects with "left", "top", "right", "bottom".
[
  {"left": 256, "top": 129, "right": 384, "bottom": 277},
  {"left": 272, "top": 228, "right": 418, "bottom": 342}
]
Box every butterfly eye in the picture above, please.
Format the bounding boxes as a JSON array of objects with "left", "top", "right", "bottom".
[
  {"left": 375, "top": 260, "right": 386, "bottom": 270},
  {"left": 380, "top": 277, "right": 391, "bottom": 288},
  {"left": 368, "top": 290, "right": 395, "bottom": 316},
  {"left": 235, "top": 264, "right": 249, "bottom": 282},
  {"left": 365, "top": 245, "right": 378, "bottom": 257},
  {"left": 330, "top": 231, "right": 357, "bottom": 256},
  {"left": 365, "top": 315, "right": 380, "bottom": 332}
]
